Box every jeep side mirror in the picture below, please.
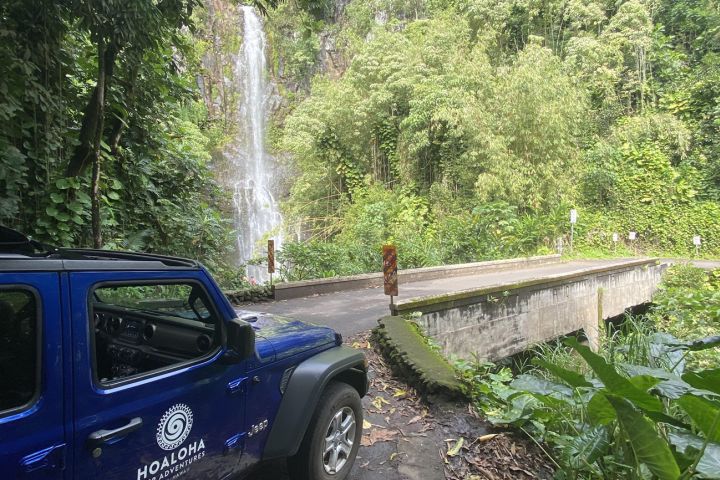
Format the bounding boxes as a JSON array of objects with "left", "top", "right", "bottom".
[{"left": 224, "top": 318, "right": 256, "bottom": 363}]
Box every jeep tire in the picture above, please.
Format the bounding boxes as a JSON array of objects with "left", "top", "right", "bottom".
[{"left": 288, "top": 382, "right": 362, "bottom": 480}]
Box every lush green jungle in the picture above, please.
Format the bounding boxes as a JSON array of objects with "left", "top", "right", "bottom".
[
  {"left": 2, "top": 0, "right": 720, "bottom": 286},
  {"left": 3, "top": 2, "right": 720, "bottom": 478}
]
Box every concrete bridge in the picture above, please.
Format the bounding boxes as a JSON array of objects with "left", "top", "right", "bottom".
[
  {"left": 390, "top": 258, "right": 664, "bottom": 360},
  {"left": 240, "top": 256, "right": 690, "bottom": 359}
]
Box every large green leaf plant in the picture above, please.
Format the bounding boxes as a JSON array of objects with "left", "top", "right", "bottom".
[{"left": 461, "top": 331, "right": 720, "bottom": 479}]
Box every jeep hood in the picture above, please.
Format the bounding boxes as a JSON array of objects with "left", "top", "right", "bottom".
[{"left": 234, "top": 309, "right": 337, "bottom": 362}]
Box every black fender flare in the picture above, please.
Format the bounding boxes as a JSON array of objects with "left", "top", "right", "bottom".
[{"left": 262, "top": 346, "right": 367, "bottom": 460}]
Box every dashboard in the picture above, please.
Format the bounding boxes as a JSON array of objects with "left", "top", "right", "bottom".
[{"left": 93, "top": 304, "right": 217, "bottom": 380}]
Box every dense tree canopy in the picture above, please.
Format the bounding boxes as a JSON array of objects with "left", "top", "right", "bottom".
[
  {"left": 1, "top": 0, "right": 235, "bottom": 278},
  {"left": 1, "top": 0, "right": 719, "bottom": 283},
  {"left": 270, "top": 0, "right": 720, "bottom": 275}
]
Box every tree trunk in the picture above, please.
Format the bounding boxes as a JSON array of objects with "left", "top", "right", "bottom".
[
  {"left": 91, "top": 142, "right": 103, "bottom": 248},
  {"left": 65, "top": 37, "right": 117, "bottom": 247},
  {"left": 91, "top": 39, "right": 109, "bottom": 249},
  {"left": 109, "top": 64, "right": 138, "bottom": 157}
]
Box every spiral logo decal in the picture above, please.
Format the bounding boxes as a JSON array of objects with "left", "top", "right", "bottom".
[{"left": 156, "top": 404, "right": 194, "bottom": 451}]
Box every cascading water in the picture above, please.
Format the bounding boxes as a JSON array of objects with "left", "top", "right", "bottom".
[{"left": 230, "top": 5, "right": 283, "bottom": 282}]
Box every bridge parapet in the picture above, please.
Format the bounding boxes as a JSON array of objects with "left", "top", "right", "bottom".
[
  {"left": 273, "top": 254, "right": 561, "bottom": 300},
  {"left": 391, "top": 258, "right": 667, "bottom": 361}
]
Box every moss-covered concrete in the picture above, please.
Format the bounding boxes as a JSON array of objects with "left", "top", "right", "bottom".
[
  {"left": 372, "top": 316, "right": 464, "bottom": 399},
  {"left": 399, "top": 258, "right": 666, "bottom": 362},
  {"left": 392, "top": 257, "right": 660, "bottom": 315}
]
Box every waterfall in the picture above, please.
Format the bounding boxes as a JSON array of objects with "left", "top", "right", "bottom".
[{"left": 231, "top": 5, "right": 283, "bottom": 282}]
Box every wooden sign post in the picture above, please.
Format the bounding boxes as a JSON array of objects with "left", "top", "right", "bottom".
[
  {"left": 383, "top": 245, "right": 398, "bottom": 306},
  {"left": 267, "top": 239, "right": 275, "bottom": 285}
]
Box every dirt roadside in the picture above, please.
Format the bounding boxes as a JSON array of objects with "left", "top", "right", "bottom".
[{"left": 251, "top": 332, "right": 554, "bottom": 480}]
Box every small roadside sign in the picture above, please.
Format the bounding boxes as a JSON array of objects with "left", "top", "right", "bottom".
[
  {"left": 267, "top": 239, "right": 275, "bottom": 274},
  {"left": 629, "top": 231, "right": 637, "bottom": 241},
  {"left": 612, "top": 233, "right": 619, "bottom": 242},
  {"left": 569, "top": 209, "right": 577, "bottom": 253},
  {"left": 693, "top": 235, "right": 702, "bottom": 246},
  {"left": 382, "top": 245, "right": 398, "bottom": 297}
]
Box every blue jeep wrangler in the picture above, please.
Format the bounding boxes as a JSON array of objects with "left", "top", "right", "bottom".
[{"left": 0, "top": 227, "right": 367, "bottom": 480}]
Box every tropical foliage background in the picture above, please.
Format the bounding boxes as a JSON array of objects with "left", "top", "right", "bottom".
[{"left": 2, "top": 0, "right": 720, "bottom": 284}]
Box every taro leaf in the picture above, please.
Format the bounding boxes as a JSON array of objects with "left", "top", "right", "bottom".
[
  {"left": 677, "top": 395, "right": 720, "bottom": 442},
  {"left": 565, "top": 338, "right": 663, "bottom": 413},
  {"left": 50, "top": 192, "right": 64, "bottom": 203},
  {"left": 605, "top": 394, "right": 681, "bottom": 480},
  {"left": 644, "top": 410, "right": 692, "bottom": 430},
  {"left": 621, "top": 365, "right": 711, "bottom": 400},
  {"left": 684, "top": 369, "right": 720, "bottom": 395},
  {"left": 629, "top": 375, "right": 661, "bottom": 392},
  {"left": 528, "top": 392, "right": 574, "bottom": 410},
  {"left": 532, "top": 358, "right": 593, "bottom": 388},
  {"left": 650, "top": 332, "right": 686, "bottom": 372},
  {"left": 510, "top": 374, "right": 574, "bottom": 398},
  {"left": 486, "top": 394, "right": 536, "bottom": 426},
  {"left": 687, "top": 336, "right": 720, "bottom": 352},
  {"left": 561, "top": 426, "right": 610, "bottom": 470},
  {"left": 622, "top": 364, "right": 676, "bottom": 381},
  {"left": 668, "top": 430, "right": 720, "bottom": 479},
  {"left": 653, "top": 378, "right": 695, "bottom": 400},
  {"left": 656, "top": 379, "right": 720, "bottom": 402},
  {"left": 588, "top": 391, "right": 616, "bottom": 425}
]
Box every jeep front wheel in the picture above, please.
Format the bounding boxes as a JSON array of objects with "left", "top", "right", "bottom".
[{"left": 288, "top": 382, "right": 362, "bottom": 480}]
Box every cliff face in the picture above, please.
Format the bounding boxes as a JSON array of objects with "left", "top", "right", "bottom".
[
  {"left": 198, "top": 0, "right": 352, "bottom": 232},
  {"left": 198, "top": 0, "right": 351, "bottom": 123},
  {"left": 198, "top": 0, "right": 241, "bottom": 129}
]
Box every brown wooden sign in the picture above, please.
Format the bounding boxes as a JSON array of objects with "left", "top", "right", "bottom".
[
  {"left": 267, "top": 239, "right": 275, "bottom": 274},
  {"left": 382, "top": 245, "right": 398, "bottom": 296}
]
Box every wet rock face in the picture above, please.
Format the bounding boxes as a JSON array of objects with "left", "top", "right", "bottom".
[{"left": 318, "top": 31, "right": 348, "bottom": 80}]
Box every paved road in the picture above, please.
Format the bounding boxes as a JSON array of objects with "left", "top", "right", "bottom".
[
  {"left": 241, "top": 258, "right": 650, "bottom": 336},
  {"left": 664, "top": 258, "right": 720, "bottom": 270}
]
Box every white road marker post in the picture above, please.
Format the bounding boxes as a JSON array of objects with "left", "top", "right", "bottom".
[
  {"left": 570, "top": 209, "right": 577, "bottom": 254},
  {"left": 612, "top": 232, "right": 619, "bottom": 254},
  {"left": 693, "top": 235, "right": 702, "bottom": 257}
]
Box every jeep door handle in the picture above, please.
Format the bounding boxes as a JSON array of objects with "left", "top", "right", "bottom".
[{"left": 87, "top": 417, "right": 143, "bottom": 448}]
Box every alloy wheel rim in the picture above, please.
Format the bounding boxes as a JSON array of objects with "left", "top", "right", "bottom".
[{"left": 321, "top": 406, "right": 356, "bottom": 474}]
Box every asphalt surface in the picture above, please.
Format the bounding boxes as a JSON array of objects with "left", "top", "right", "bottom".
[
  {"left": 664, "top": 258, "right": 720, "bottom": 270},
  {"left": 242, "top": 258, "right": 651, "bottom": 337}
]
